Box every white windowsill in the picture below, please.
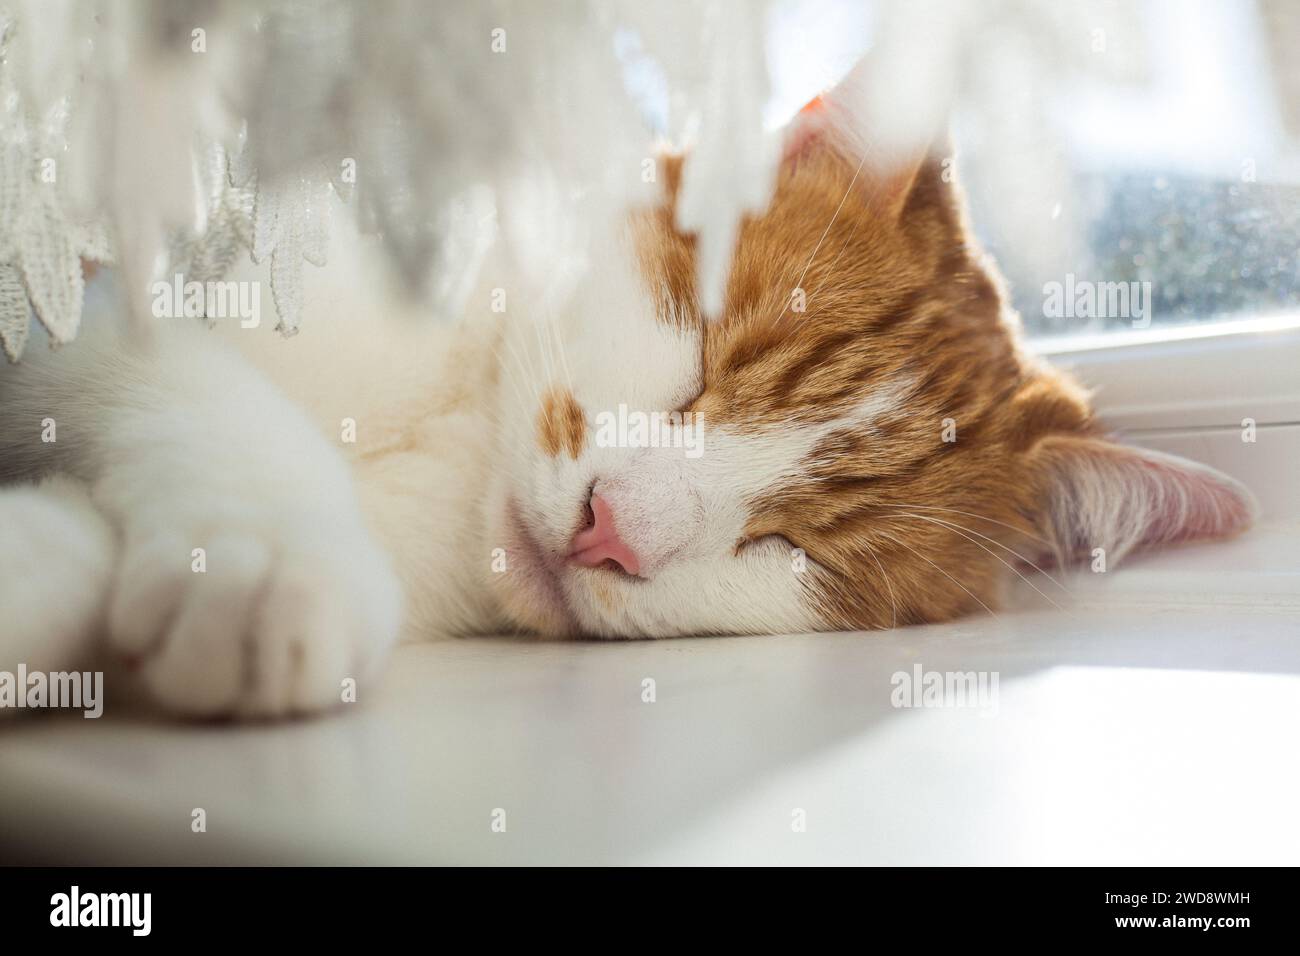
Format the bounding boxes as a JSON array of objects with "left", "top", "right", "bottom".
[
  {"left": 1032, "top": 312, "right": 1300, "bottom": 356},
  {"left": 1029, "top": 313, "right": 1300, "bottom": 521}
]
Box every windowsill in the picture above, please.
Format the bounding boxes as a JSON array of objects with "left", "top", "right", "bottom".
[
  {"left": 1024, "top": 313, "right": 1300, "bottom": 522},
  {"left": 4, "top": 527, "right": 1298, "bottom": 865},
  {"left": 1032, "top": 312, "right": 1300, "bottom": 356},
  {"left": 1008, "top": 519, "right": 1300, "bottom": 612},
  {"left": 1032, "top": 314, "right": 1300, "bottom": 427}
]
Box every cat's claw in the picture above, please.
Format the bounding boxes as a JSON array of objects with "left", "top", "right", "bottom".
[{"left": 107, "top": 516, "right": 403, "bottom": 719}]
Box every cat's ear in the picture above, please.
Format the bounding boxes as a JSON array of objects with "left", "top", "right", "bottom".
[
  {"left": 781, "top": 58, "right": 947, "bottom": 224},
  {"left": 1032, "top": 435, "right": 1258, "bottom": 566}
]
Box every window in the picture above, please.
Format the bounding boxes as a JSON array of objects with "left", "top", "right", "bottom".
[
  {"left": 760, "top": 0, "right": 1300, "bottom": 341},
  {"left": 962, "top": 0, "right": 1300, "bottom": 341}
]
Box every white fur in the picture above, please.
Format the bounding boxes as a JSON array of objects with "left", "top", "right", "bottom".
[
  {"left": 0, "top": 277, "right": 403, "bottom": 718},
  {"left": 0, "top": 209, "right": 1255, "bottom": 717},
  {"left": 0, "top": 476, "right": 113, "bottom": 692}
]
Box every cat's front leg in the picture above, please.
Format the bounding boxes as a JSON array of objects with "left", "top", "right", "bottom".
[
  {"left": 89, "top": 328, "right": 403, "bottom": 719},
  {"left": 0, "top": 476, "right": 114, "bottom": 685}
]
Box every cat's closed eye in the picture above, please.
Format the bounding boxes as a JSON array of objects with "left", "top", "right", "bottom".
[{"left": 735, "top": 533, "right": 799, "bottom": 558}]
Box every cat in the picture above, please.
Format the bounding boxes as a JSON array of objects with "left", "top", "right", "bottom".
[{"left": 0, "top": 68, "right": 1256, "bottom": 719}]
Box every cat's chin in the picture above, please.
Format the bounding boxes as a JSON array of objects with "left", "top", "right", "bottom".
[{"left": 497, "top": 497, "right": 581, "bottom": 638}]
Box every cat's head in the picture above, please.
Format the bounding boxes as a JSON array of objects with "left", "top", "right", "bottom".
[{"left": 484, "top": 69, "right": 1256, "bottom": 638}]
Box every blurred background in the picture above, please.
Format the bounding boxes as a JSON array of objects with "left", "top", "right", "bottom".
[
  {"left": 695, "top": 0, "right": 1300, "bottom": 340},
  {"left": 3, "top": 0, "right": 1298, "bottom": 361}
]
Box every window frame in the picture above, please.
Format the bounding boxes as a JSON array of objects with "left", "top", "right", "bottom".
[
  {"left": 1032, "top": 316, "right": 1300, "bottom": 520},
  {"left": 1034, "top": 314, "right": 1300, "bottom": 432}
]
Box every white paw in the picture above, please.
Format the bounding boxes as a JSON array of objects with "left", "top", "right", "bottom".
[
  {"left": 107, "top": 510, "right": 402, "bottom": 719},
  {"left": 0, "top": 476, "right": 113, "bottom": 675}
]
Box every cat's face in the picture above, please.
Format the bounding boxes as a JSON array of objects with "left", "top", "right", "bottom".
[{"left": 484, "top": 84, "right": 1254, "bottom": 639}]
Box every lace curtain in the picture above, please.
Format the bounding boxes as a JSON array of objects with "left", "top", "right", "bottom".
[{"left": 2, "top": 0, "right": 1295, "bottom": 362}]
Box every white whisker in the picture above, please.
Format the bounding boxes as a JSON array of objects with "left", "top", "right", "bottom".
[
  {"left": 530, "top": 315, "right": 555, "bottom": 385},
  {"left": 550, "top": 317, "right": 573, "bottom": 393},
  {"left": 890, "top": 511, "right": 1064, "bottom": 610},
  {"left": 874, "top": 526, "right": 999, "bottom": 621},
  {"left": 774, "top": 145, "right": 873, "bottom": 326},
  {"left": 860, "top": 537, "right": 898, "bottom": 629},
  {"left": 502, "top": 334, "right": 542, "bottom": 404},
  {"left": 488, "top": 341, "right": 537, "bottom": 414},
  {"left": 888, "top": 511, "right": 1071, "bottom": 594},
  {"left": 875, "top": 503, "right": 1056, "bottom": 550}
]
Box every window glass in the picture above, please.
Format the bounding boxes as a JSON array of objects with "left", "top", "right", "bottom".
[{"left": 635, "top": 0, "right": 1300, "bottom": 340}]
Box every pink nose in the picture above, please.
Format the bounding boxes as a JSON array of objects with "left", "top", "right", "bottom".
[{"left": 568, "top": 493, "right": 640, "bottom": 576}]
